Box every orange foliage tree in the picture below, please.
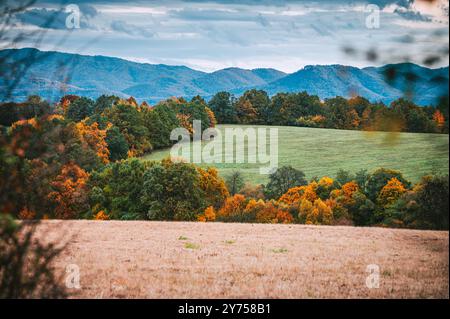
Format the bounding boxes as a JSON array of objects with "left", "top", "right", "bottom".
[
  {"left": 75, "top": 121, "right": 110, "bottom": 164},
  {"left": 215, "top": 194, "right": 249, "bottom": 222},
  {"left": 278, "top": 182, "right": 318, "bottom": 205},
  {"left": 198, "top": 206, "right": 216, "bottom": 222},
  {"left": 205, "top": 106, "right": 217, "bottom": 127},
  {"left": 433, "top": 110, "right": 445, "bottom": 131},
  {"left": 47, "top": 163, "right": 90, "bottom": 219},
  {"left": 253, "top": 200, "right": 293, "bottom": 224},
  {"left": 197, "top": 167, "right": 229, "bottom": 209}
]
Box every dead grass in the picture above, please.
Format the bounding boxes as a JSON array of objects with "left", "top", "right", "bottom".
[{"left": 35, "top": 220, "right": 449, "bottom": 299}]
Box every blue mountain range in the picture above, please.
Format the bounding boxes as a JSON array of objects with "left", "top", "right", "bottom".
[{"left": 1, "top": 48, "right": 448, "bottom": 106}]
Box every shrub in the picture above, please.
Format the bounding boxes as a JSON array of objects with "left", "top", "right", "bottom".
[
  {"left": 216, "top": 194, "right": 249, "bottom": 222},
  {"left": 255, "top": 201, "right": 293, "bottom": 224},
  {"left": 298, "top": 199, "right": 333, "bottom": 225},
  {"left": 198, "top": 206, "right": 216, "bottom": 222}
]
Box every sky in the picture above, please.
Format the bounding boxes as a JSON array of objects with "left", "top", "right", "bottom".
[{"left": 3, "top": 0, "right": 449, "bottom": 73}]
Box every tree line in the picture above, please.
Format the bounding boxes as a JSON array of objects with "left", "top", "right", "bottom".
[{"left": 208, "top": 90, "right": 448, "bottom": 133}]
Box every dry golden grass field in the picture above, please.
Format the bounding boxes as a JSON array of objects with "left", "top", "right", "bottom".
[{"left": 37, "top": 220, "right": 449, "bottom": 299}]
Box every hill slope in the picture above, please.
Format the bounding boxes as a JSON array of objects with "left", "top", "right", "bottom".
[
  {"left": 0, "top": 48, "right": 447, "bottom": 105},
  {"left": 143, "top": 125, "right": 449, "bottom": 184}
]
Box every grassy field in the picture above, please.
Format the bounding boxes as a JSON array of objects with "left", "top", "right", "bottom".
[
  {"left": 38, "top": 220, "right": 449, "bottom": 298},
  {"left": 142, "top": 125, "right": 449, "bottom": 184}
]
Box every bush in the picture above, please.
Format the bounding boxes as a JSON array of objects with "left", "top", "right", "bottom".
[{"left": 215, "top": 194, "right": 249, "bottom": 222}]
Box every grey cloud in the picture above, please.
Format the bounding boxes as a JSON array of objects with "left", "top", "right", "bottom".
[
  {"left": 14, "top": 6, "right": 98, "bottom": 30},
  {"left": 110, "top": 20, "right": 155, "bottom": 38},
  {"left": 79, "top": 4, "right": 98, "bottom": 18},
  {"left": 169, "top": 8, "right": 261, "bottom": 22}
]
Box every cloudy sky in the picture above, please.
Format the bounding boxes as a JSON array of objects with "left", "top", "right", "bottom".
[{"left": 4, "top": 0, "right": 449, "bottom": 72}]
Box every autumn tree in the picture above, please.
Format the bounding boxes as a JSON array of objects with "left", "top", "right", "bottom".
[
  {"left": 433, "top": 109, "right": 445, "bottom": 132},
  {"left": 365, "top": 168, "right": 410, "bottom": 201},
  {"left": 197, "top": 167, "right": 229, "bottom": 209},
  {"left": 215, "top": 194, "right": 249, "bottom": 222},
  {"left": 47, "top": 163, "right": 90, "bottom": 219},
  {"left": 75, "top": 121, "right": 110, "bottom": 164},
  {"left": 377, "top": 177, "right": 407, "bottom": 207},
  {"left": 298, "top": 199, "right": 333, "bottom": 225}
]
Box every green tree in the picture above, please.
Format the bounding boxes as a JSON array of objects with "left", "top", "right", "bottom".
[
  {"left": 265, "top": 166, "right": 307, "bottom": 199},
  {"left": 102, "top": 103, "right": 151, "bottom": 156},
  {"left": 105, "top": 126, "right": 129, "bottom": 161},
  {"left": 208, "top": 91, "right": 236, "bottom": 123},
  {"left": 405, "top": 175, "right": 449, "bottom": 230},
  {"left": 141, "top": 159, "right": 205, "bottom": 221},
  {"left": 143, "top": 103, "right": 180, "bottom": 149},
  {"left": 89, "top": 159, "right": 150, "bottom": 220},
  {"left": 66, "top": 97, "right": 95, "bottom": 122},
  {"left": 94, "top": 95, "right": 120, "bottom": 114}
]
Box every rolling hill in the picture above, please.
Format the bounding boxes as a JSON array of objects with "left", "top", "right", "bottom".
[
  {"left": 142, "top": 124, "right": 449, "bottom": 185},
  {"left": 0, "top": 48, "right": 448, "bottom": 105}
]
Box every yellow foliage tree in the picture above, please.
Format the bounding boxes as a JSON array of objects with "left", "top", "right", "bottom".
[
  {"left": 298, "top": 198, "right": 334, "bottom": 225},
  {"left": 377, "top": 177, "right": 407, "bottom": 207}
]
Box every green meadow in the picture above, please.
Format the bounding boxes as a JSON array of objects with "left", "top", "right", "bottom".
[{"left": 142, "top": 125, "right": 449, "bottom": 185}]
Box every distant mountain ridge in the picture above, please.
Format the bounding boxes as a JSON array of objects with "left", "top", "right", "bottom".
[{"left": 0, "top": 48, "right": 448, "bottom": 106}]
